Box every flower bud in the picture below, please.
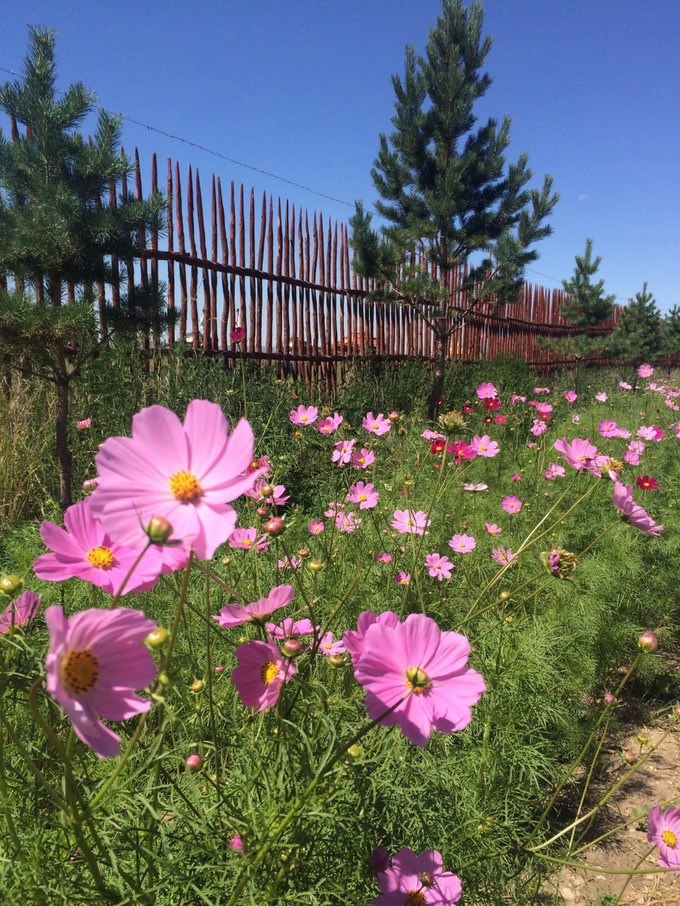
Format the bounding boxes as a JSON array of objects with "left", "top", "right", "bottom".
[
  {"left": 673, "top": 704, "right": 680, "bottom": 719},
  {"left": 221, "top": 556, "right": 231, "bottom": 566},
  {"left": 191, "top": 679, "right": 205, "bottom": 693},
  {"left": 0, "top": 574, "right": 22, "bottom": 595},
  {"left": 145, "top": 626, "right": 168, "bottom": 648},
  {"left": 82, "top": 478, "right": 98, "bottom": 492},
  {"left": 387, "top": 411, "right": 399, "bottom": 422},
  {"left": 230, "top": 326, "right": 246, "bottom": 344},
  {"left": 263, "top": 517, "right": 286, "bottom": 537},
  {"left": 230, "top": 833, "right": 245, "bottom": 852},
  {"left": 158, "top": 671, "right": 172, "bottom": 686},
  {"left": 255, "top": 506, "right": 270, "bottom": 519},
  {"left": 259, "top": 484, "right": 275, "bottom": 499},
  {"left": 371, "top": 847, "right": 390, "bottom": 872},
  {"left": 638, "top": 631, "right": 658, "bottom": 652},
  {"left": 185, "top": 753, "right": 203, "bottom": 772},
  {"left": 282, "top": 638, "right": 303, "bottom": 658},
  {"left": 145, "top": 515, "right": 174, "bottom": 545},
  {"left": 214, "top": 664, "right": 225, "bottom": 674},
  {"left": 604, "top": 693, "right": 618, "bottom": 705},
  {"left": 347, "top": 744, "right": 362, "bottom": 758},
  {"left": 328, "top": 654, "right": 345, "bottom": 668},
  {"left": 297, "top": 548, "right": 310, "bottom": 558},
  {"left": 499, "top": 590, "right": 511, "bottom": 601},
  {"left": 622, "top": 749, "right": 636, "bottom": 764},
  {"left": 307, "top": 559, "right": 324, "bottom": 572}
]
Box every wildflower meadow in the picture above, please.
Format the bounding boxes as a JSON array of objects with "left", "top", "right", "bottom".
[{"left": 1, "top": 349, "right": 679, "bottom": 905}]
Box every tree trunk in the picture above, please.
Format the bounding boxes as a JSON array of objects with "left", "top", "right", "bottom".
[{"left": 427, "top": 327, "right": 447, "bottom": 421}]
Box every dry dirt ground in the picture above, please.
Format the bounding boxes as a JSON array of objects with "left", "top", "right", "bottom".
[{"left": 540, "top": 722, "right": 680, "bottom": 906}]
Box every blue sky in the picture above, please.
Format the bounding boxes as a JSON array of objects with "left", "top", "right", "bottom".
[{"left": 1, "top": 0, "right": 678, "bottom": 312}]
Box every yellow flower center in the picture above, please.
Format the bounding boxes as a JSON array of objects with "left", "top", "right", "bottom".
[
  {"left": 359, "top": 494, "right": 367, "bottom": 502},
  {"left": 243, "top": 539, "right": 252, "bottom": 546},
  {"left": 406, "top": 665, "right": 432, "bottom": 694},
  {"left": 480, "top": 444, "right": 487, "bottom": 451},
  {"left": 168, "top": 470, "right": 202, "bottom": 503},
  {"left": 86, "top": 546, "right": 115, "bottom": 570},
  {"left": 301, "top": 415, "right": 308, "bottom": 422},
  {"left": 406, "top": 891, "right": 426, "bottom": 906},
  {"left": 261, "top": 661, "right": 279, "bottom": 685},
  {"left": 662, "top": 829, "right": 678, "bottom": 848},
  {"left": 61, "top": 649, "right": 100, "bottom": 695}
]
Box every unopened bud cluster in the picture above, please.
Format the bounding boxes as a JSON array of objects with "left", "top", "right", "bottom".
[
  {"left": 541, "top": 549, "right": 577, "bottom": 580},
  {"left": 436, "top": 410, "right": 467, "bottom": 435}
]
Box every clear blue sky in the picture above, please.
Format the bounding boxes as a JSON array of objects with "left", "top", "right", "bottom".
[{"left": 1, "top": 0, "right": 678, "bottom": 311}]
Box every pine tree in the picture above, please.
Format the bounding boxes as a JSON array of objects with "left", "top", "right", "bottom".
[
  {"left": 661, "top": 304, "right": 680, "bottom": 364},
  {"left": 349, "top": 0, "right": 558, "bottom": 420},
  {"left": 607, "top": 282, "right": 663, "bottom": 387},
  {"left": 0, "top": 26, "right": 166, "bottom": 509},
  {"left": 541, "top": 238, "right": 616, "bottom": 392}
]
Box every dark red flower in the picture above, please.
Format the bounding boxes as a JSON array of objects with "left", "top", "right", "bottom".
[
  {"left": 462, "top": 403, "right": 475, "bottom": 414},
  {"left": 636, "top": 475, "right": 659, "bottom": 491},
  {"left": 430, "top": 439, "right": 446, "bottom": 454},
  {"left": 482, "top": 397, "right": 501, "bottom": 411},
  {"left": 230, "top": 326, "right": 246, "bottom": 344}
]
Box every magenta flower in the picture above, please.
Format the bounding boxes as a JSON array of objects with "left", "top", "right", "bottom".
[
  {"left": 0, "top": 590, "right": 41, "bottom": 635},
  {"left": 448, "top": 534, "right": 476, "bottom": 554},
  {"left": 647, "top": 805, "right": 680, "bottom": 872},
  {"left": 290, "top": 405, "right": 318, "bottom": 426},
  {"left": 424, "top": 553, "right": 454, "bottom": 581},
  {"left": 476, "top": 382, "right": 498, "bottom": 400},
  {"left": 228, "top": 527, "right": 270, "bottom": 552},
  {"left": 246, "top": 480, "right": 289, "bottom": 506},
  {"left": 544, "top": 463, "right": 566, "bottom": 480},
  {"left": 230, "top": 326, "right": 246, "bottom": 344},
  {"left": 266, "top": 617, "right": 315, "bottom": 639},
  {"left": 231, "top": 639, "right": 295, "bottom": 711},
  {"left": 76, "top": 418, "right": 91, "bottom": 430},
  {"left": 363, "top": 412, "right": 391, "bottom": 436},
  {"left": 343, "top": 610, "right": 400, "bottom": 663},
  {"left": 623, "top": 450, "right": 640, "bottom": 465},
  {"left": 215, "top": 584, "right": 295, "bottom": 629},
  {"left": 391, "top": 509, "right": 431, "bottom": 535},
  {"left": 308, "top": 520, "right": 325, "bottom": 535},
  {"left": 530, "top": 419, "right": 547, "bottom": 436},
  {"left": 376, "top": 552, "right": 392, "bottom": 564},
  {"left": 318, "top": 632, "right": 346, "bottom": 656},
  {"left": 277, "top": 555, "right": 302, "bottom": 570},
  {"left": 347, "top": 481, "right": 379, "bottom": 509},
  {"left": 33, "top": 501, "right": 163, "bottom": 595},
  {"left": 501, "top": 495, "right": 522, "bottom": 515},
  {"left": 351, "top": 447, "right": 375, "bottom": 469},
  {"left": 332, "top": 439, "right": 356, "bottom": 465},
  {"left": 470, "top": 435, "right": 499, "bottom": 457},
  {"left": 393, "top": 572, "right": 411, "bottom": 586},
  {"left": 447, "top": 440, "right": 476, "bottom": 462},
  {"left": 316, "top": 412, "right": 343, "bottom": 434},
  {"left": 373, "top": 847, "right": 462, "bottom": 905},
  {"left": 612, "top": 482, "right": 664, "bottom": 535},
  {"left": 484, "top": 522, "right": 502, "bottom": 535},
  {"left": 352, "top": 612, "right": 485, "bottom": 747},
  {"left": 553, "top": 437, "right": 600, "bottom": 475},
  {"left": 638, "top": 364, "right": 654, "bottom": 378},
  {"left": 492, "top": 546, "right": 517, "bottom": 565},
  {"left": 89, "top": 401, "right": 260, "bottom": 561},
  {"left": 44, "top": 605, "right": 157, "bottom": 758},
  {"left": 563, "top": 390, "right": 577, "bottom": 402},
  {"left": 599, "top": 420, "right": 619, "bottom": 438},
  {"left": 336, "top": 511, "right": 362, "bottom": 532}
]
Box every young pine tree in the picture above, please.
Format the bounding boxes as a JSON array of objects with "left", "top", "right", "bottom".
[
  {"left": 539, "top": 238, "right": 616, "bottom": 393},
  {"left": 0, "top": 26, "right": 166, "bottom": 509},
  {"left": 350, "top": 0, "right": 558, "bottom": 420},
  {"left": 607, "top": 282, "right": 664, "bottom": 387}
]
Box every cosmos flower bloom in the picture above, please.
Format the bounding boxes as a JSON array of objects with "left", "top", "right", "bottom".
[
  {"left": 391, "top": 509, "right": 431, "bottom": 535},
  {"left": 352, "top": 612, "right": 485, "bottom": 747},
  {"left": 228, "top": 527, "right": 270, "bottom": 552},
  {"left": 332, "top": 439, "right": 356, "bottom": 465},
  {"left": 422, "top": 429, "right": 446, "bottom": 442},
  {"left": 628, "top": 440, "right": 646, "bottom": 454},
  {"left": 393, "top": 572, "right": 411, "bottom": 586},
  {"left": 636, "top": 475, "right": 659, "bottom": 491},
  {"left": 647, "top": 805, "right": 680, "bottom": 872},
  {"left": 230, "top": 326, "right": 246, "bottom": 344},
  {"left": 637, "top": 425, "right": 661, "bottom": 441},
  {"left": 0, "top": 590, "right": 41, "bottom": 635},
  {"left": 476, "top": 382, "right": 498, "bottom": 400},
  {"left": 501, "top": 496, "right": 522, "bottom": 514},
  {"left": 638, "top": 364, "right": 654, "bottom": 378},
  {"left": 424, "top": 553, "right": 454, "bottom": 581},
  {"left": 544, "top": 463, "right": 566, "bottom": 480},
  {"left": 494, "top": 414, "right": 507, "bottom": 425},
  {"left": 318, "top": 632, "right": 346, "bottom": 656},
  {"left": 245, "top": 480, "right": 289, "bottom": 506},
  {"left": 619, "top": 381, "right": 632, "bottom": 390},
  {"left": 470, "top": 435, "right": 499, "bottom": 458},
  {"left": 563, "top": 390, "right": 577, "bottom": 402},
  {"left": 430, "top": 438, "right": 446, "bottom": 454},
  {"left": 343, "top": 610, "right": 400, "bottom": 664},
  {"left": 447, "top": 440, "right": 476, "bottom": 462},
  {"left": 246, "top": 455, "right": 272, "bottom": 477},
  {"left": 462, "top": 482, "right": 488, "bottom": 492},
  {"left": 347, "top": 481, "right": 379, "bottom": 509},
  {"left": 89, "top": 400, "right": 260, "bottom": 561},
  {"left": 482, "top": 397, "right": 501, "bottom": 410},
  {"left": 448, "top": 534, "right": 476, "bottom": 554},
  {"left": 289, "top": 405, "right": 318, "bottom": 426},
  {"left": 531, "top": 419, "right": 547, "bottom": 436},
  {"left": 491, "top": 547, "right": 517, "bottom": 565},
  {"left": 599, "top": 420, "right": 619, "bottom": 438},
  {"left": 266, "top": 617, "right": 315, "bottom": 639},
  {"left": 215, "top": 584, "right": 295, "bottom": 629},
  {"left": 363, "top": 412, "right": 391, "bottom": 436},
  {"left": 533, "top": 387, "right": 550, "bottom": 394},
  {"left": 76, "top": 418, "right": 91, "bottom": 430},
  {"left": 351, "top": 447, "right": 375, "bottom": 469},
  {"left": 231, "top": 639, "right": 295, "bottom": 712},
  {"left": 316, "top": 413, "right": 343, "bottom": 434},
  {"left": 615, "top": 427, "right": 631, "bottom": 439},
  {"left": 376, "top": 552, "right": 392, "bottom": 564},
  {"left": 484, "top": 523, "right": 502, "bottom": 535},
  {"left": 623, "top": 451, "right": 640, "bottom": 466},
  {"left": 373, "top": 847, "right": 462, "bottom": 905},
  {"left": 534, "top": 402, "right": 553, "bottom": 419},
  {"left": 612, "top": 482, "right": 664, "bottom": 535},
  {"left": 34, "top": 501, "right": 163, "bottom": 595},
  {"left": 308, "top": 520, "right": 325, "bottom": 535},
  {"left": 277, "top": 555, "right": 302, "bottom": 570},
  {"left": 44, "top": 605, "right": 157, "bottom": 758},
  {"left": 511, "top": 395, "right": 527, "bottom": 404},
  {"left": 553, "top": 437, "right": 600, "bottom": 475},
  {"left": 336, "top": 511, "right": 362, "bottom": 532},
  {"left": 595, "top": 392, "right": 608, "bottom": 402}
]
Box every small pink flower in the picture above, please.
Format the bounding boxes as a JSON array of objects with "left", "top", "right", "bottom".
[
  {"left": 332, "top": 439, "right": 356, "bottom": 465},
  {"left": 476, "top": 382, "right": 498, "bottom": 400},
  {"left": 228, "top": 527, "right": 270, "bottom": 552},
  {"left": 343, "top": 610, "right": 400, "bottom": 663},
  {"left": 501, "top": 495, "right": 522, "bottom": 514},
  {"left": 0, "top": 590, "right": 41, "bottom": 634},
  {"left": 376, "top": 552, "right": 392, "bottom": 564},
  {"left": 563, "top": 391, "right": 577, "bottom": 403},
  {"left": 277, "top": 556, "right": 302, "bottom": 569},
  {"left": 553, "top": 437, "right": 600, "bottom": 475},
  {"left": 484, "top": 523, "right": 502, "bottom": 535},
  {"left": 393, "top": 571, "right": 411, "bottom": 585},
  {"left": 647, "top": 805, "right": 680, "bottom": 872},
  {"left": 351, "top": 447, "right": 375, "bottom": 469},
  {"left": 318, "top": 632, "right": 346, "bottom": 656},
  {"left": 494, "top": 414, "right": 507, "bottom": 425},
  {"left": 595, "top": 392, "right": 608, "bottom": 402},
  {"left": 374, "top": 848, "right": 462, "bottom": 905},
  {"left": 448, "top": 534, "right": 476, "bottom": 554},
  {"left": 491, "top": 546, "right": 517, "bottom": 565},
  {"left": 638, "top": 364, "right": 654, "bottom": 378},
  {"left": 599, "top": 420, "right": 619, "bottom": 438},
  {"left": 470, "top": 435, "right": 499, "bottom": 457},
  {"left": 266, "top": 617, "right": 315, "bottom": 639},
  {"left": 229, "top": 833, "right": 245, "bottom": 852},
  {"left": 612, "top": 482, "right": 664, "bottom": 535},
  {"left": 535, "top": 402, "right": 553, "bottom": 418},
  {"left": 215, "top": 584, "right": 295, "bottom": 629},
  {"left": 628, "top": 440, "right": 646, "bottom": 454},
  {"left": 447, "top": 440, "right": 477, "bottom": 462},
  {"left": 623, "top": 450, "right": 640, "bottom": 465},
  {"left": 511, "top": 474, "right": 521, "bottom": 482},
  {"left": 424, "top": 553, "right": 454, "bottom": 580},
  {"left": 362, "top": 412, "right": 391, "bottom": 436},
  {"left": 533, "top": 387, "right": 550, "bottom": 394},
  {"left": 290, "top": 405, "right": 318, "bottom": 426},
  {"left": 246, "top": 480, "right": 289, "bottom": 506},
  {"left": 316, "top": 412, "right": 344, "bottom": 434},
  {"left": 308, "top": 520, "right": 325, "bottom": 535},
  {"left": 637, "top": 425, "right": 659, "bottom": 441},
  {"left": 336, "top": 511, "right": 361, "bottom": 532},
  {"left": 530, "top": 419, "right": 547, "bottom": 436},
  {"left": 391, "top": 509, "right": 431, "bottom": 535},
  {"left": 76, "top": 418, "right": 91, "bottom": 430},
  {"left": 231, "top": 639, "right": 295, "bottom": 712},
  {"left": 544, "top": 463, "right": 566, "bottom": 480},
  {"left": 462, "top": 482, "right": 488, "bottom": 492},
  {"left": 347, "top": 481, "right": 379, "bottom": 509},
  {"left": 619, "top": 381, "right": 632, "bottom": 390}
]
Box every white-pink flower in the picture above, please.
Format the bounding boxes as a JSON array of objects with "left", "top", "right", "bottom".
[
  {"left": 351, "top": 447, "right": 375, "bottom": 469},
  {"left": 424, "top": 553, "right": 454, "bottom": 581},
  {"left": 362, "top": 412, "right": 391, "bottom": 436},
  {"left": 346, "top": 481, "right": 379, "bottom": 509},
  {"left": 470, "top": 435, "right": 499, "bottom": 457},
  {"left": 290, "top": 405, "right": 318, "bottom": 426},
  {"left": 476, "top": 382, "right": 498, "bottom": 400},
  {"left": 391, "top": 509, "right": 431, "bottom": 535},
  {"left": 332, "top": 439, "right": 356, "bottom": 465},
  {"left": 448, "top": 534, "right": 476, "bottom": 554}
]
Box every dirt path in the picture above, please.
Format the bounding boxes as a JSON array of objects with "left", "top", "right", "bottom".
[{"left": 542, "top": 723, "right": 680, "bottom": 905}]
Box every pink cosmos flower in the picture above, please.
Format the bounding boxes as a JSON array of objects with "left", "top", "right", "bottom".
[
  {"left": 501, "top": 495, "right": 522, "bottom": 514},
  {"left": 332, "top": 439, "right": 356, "bottom": 465},
  {"left": 391, "top": 509, "right": 431, "bottom": 535},
  {"left": 215, "top": 584, "right": 295, "bottom": 629},
  {"left": 533, "top": 387, "right": 550, "bottom": 394},
  {"left": 476, "top": 382, "right": 498, "bottom": 400},
  {"left": 393, "top": 572, "right": 411, "bottom": 586},
  {"left": 44, "top": 605, "right": 157, "bottom": 758},
  {"left": 266, "top": 617, "right": 315, "bottom": 639},
  {"left": 628, "top": 440, "right": 646, "bottom": 454},
  {"left": 638, "top": 364, "right": 654, "bottom": 378},
  {"left": 448, "top": 534, "right": 476, "bottom": 554},
  {"left": 246, "top": 480, "right": 289, "bottom": 506},
  {"left": 544, "top": 463, "right": 566, "bottom": 480},
  {"left": 351, "top": 447, "right": 375, "bottom": 469},
  {"left": 289, "top": 405, "right": 318, "bottom": 426},
  {"left": 511, "top": 473, "right": 521, "bottom": 482},
  {"left": 535, "top": 402, "right": 553, "bottom": 418},
  {"left": 343, "top": 610, "right": 400, "bottom": 664},
  {"left": 470, "top": 435, "right": 499, "bottom": 457},
  {"left": 376, "top": 552, "right": 392, "bottom": 564},
  {"left": 336, "top": 511, "right": 362, "bottom": 532},
  {"left": 424, "top": 553, "right": 454, "bottom": 581},
  {"left": 231, "top": 639, "right": 295, "bottom": 711},
  {"left": 76, "top": 418, "right": 91, "bottom": 430},
  {"left": 563, "top": 391, "right": 577, "bottom": 403},
  {"left": 462, "top": 482, "right": 488, "bottom": 492},
  {"left": 316, "top": 413, "right": 343, "bottom": 434},
  {"left": 363, "top": 412, "right": 391, "bottom": 436},
  {"left": 637, "top": 425, "right": 659, "bottom": 441},
  {"left": 447, "top": 440, "right": 476, "bottom": 462},
  {"left": 511, "top": 395, "right": 527, "bottom": 404},
  {"left": 422, "top": 429, "right": 446, "bottom": 442},
  {"left": 33, "top": 501, "right": 164, "bottom": 595},
  {"left": 615, "top": 427, "right": 631, "bottom": 439},
  {"left": 530, "top": 419, "right": 547, "bottom": 436},
  {"left": 247, "top": 455, "right": 271, "bottom": 477},
  {"left": 228, "top": 527, "right": 270, "bottom": 552},
  {"left": 647, "top": 805, "right": 680, "bottom": 872},
  {"left": 553, "top": 437, "right": 600, "bottom": 475},
  {"left": 324, "top": 501, "right": 344, "bottom": 518},
  {"left": 623, "top": 450, "right": 640, "bottom": 465},
  {"left": 308, "top": 520, "right": 325, "bottom": 535},
  {"left": 494, "top": 414, "right": 507, "bottom": 425},
  {"left": 352, "top": 612, "right": 485, "bottom": 747},
  {"left": 612, "top": 482, "right": 664, "bottom": 535},
  {"left": 347, "top": 481, "right": 379, "bottom": 509},
  {"left": 652, "top": 427, "right": 665, "bottom": 441},
  {"left": 89, "top": 401, "right": 259, "bottom": 561},
  {"left": 484, "top": 523, "right": 502, "bottom": 535},
  {"left": 373, "top": 847, "right": 462, "bottom": 905},
  {"left": 595, "top": 392, "right": 608, "bottom": 402},
  {"left": 619, "top": 381, "right": 632, "bottom": 390},
  {"left": 0, "top": 590, "right": 41, "bottom": 634},
  {"left": 277, "top": 555, "right": 302, "bottom": 570},
  {"left": 599, "top": 420, "right": 619, "bottom": 438},
  {"left": 491, "top": 546, "right": 517, "bottom": 565},
  {"left": 318, "top": 632, "right": 346, "bottom": 656}
]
